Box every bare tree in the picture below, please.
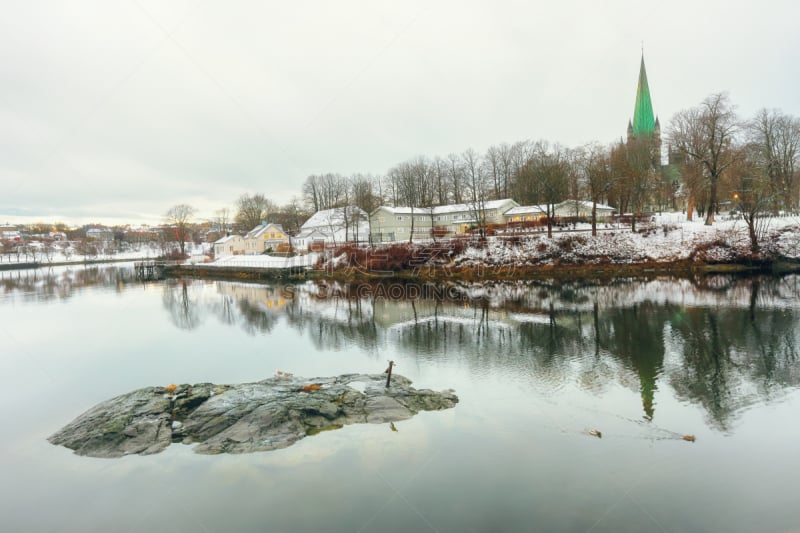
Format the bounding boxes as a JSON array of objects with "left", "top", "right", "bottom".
[
  {"left": 302, "top": 175, "right": 321, "bottom": 212},
  {"left": 392, "top": 158, "right": 431, "bottom": 243},
  {"left": 381, "top": 170, "right": 400, "bottom": 207},
  {"left": 611, "top": 139, "right": 655, "bottom": 232},
  {"left": 582, "top": 143, "right": 614, "bottom": 236},
  {"left": 350, "top": 174, "right": 382, "bottom": 214},
  {"left": 748, "top": 108, "right": 800, "bottom": 212},
  {"left": 730, "top": 144, "right": 774, "bottom": 252},
  {"left": 447, "top": 153, "right": 464, "bottom": 204},
  {"left": 514, "top": 142, "right": 569, "bottom": 238},
  {"left": 510, "top": 140, "right": 531, "bottom": 181},
  {"left": 485, "top": 145, "right": 503, "bottom": 199},
  {"left": 272, "top": 197, "right": 309, "bottom": 235},
  {"left": 235, "top": 193, "right": 276, "bottom": 230},
  {"left": 668, "top": 93, "right": 740, "bottom": 225},
  {"left": 462, "top": 148, "right": 489, "bottom": 238},
  {"left": 302, "top": 174, "right": 348, "bottom": 212},
  {"left": 164, "top": 203, "right": 196, "bottom": 256},
  {"left": 214, "top": 207, "right": 232, "bottom": 233},
  {"left": 431, "top": 156, "right": 449, "bottom": 205}
]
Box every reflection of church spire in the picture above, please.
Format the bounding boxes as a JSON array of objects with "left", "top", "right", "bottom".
[
  {"left": 640, "top": 373, "right": 657, "bottom": 420},
  {"left": 606, "top": 302, "right": 665, "bottom": 420}
]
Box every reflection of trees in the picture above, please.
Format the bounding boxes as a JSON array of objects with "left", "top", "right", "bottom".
[
  {"left": 284, "top": 296, "right": 379, "bottom": 352},
  {"left": 0, "top": 265, "right": 137, "bottom": 302},
  {"left": 188, "top": 276, "right": 800, "bottom": 432},
  {"left": 211, "top": 295, "right": 237, "bottom": 326},
  {"left": 236, "top": 297, "right": 277, "bottom": 335},
  {"left": 162, "top": 281, "right": 202, "bottom": 330},
  {"left": 669, "top": 301, "right": 800, "bottom": 431},
  {"left": 15, "top": 264, "right": 797, "bottom": 433}
]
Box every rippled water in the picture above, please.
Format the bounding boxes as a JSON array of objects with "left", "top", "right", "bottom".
[{"left": 2, "top": 264, "right": 800, "bottom": 532}]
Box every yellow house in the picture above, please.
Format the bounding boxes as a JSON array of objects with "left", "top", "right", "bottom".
[{"left": 243, "top": 222, "right": 289, "bottom": 254}]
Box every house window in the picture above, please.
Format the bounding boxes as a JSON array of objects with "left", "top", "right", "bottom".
[
  {"left": 396, "top": 216, "right": 403, "bottom": 221},
  {"left": 379, "top": 217, "right": 385, "bottom": 223}
]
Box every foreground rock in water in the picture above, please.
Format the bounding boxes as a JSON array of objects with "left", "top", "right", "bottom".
[{"left": 49, "top": 374, "right": 458, "bottom": 458}]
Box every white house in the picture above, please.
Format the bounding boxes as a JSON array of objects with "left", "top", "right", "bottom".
[
  {"left": 503, "top": 205, "right": 547, "bottom": 223},
  {"left": 370, "top": 199, "right": 519, "bottom": 242},
  {"left": 213, "top": 234, "right": 245, "bottom": 257},
  {"left": 292, "top": 206, "right": 369, "bottom": 252},
  {"left": 86, "top": 228, "right": 114, "bottom": 241},
  {"left": 290, "top": 228, "right": 328, "bottom": 253},
  {"left": 554, "top": 200, "right": 616, "bottom": 220}
]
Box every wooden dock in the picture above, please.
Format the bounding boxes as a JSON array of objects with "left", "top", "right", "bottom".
[{"left": 134, "top": 260, "right": 168, "bottom": 280}]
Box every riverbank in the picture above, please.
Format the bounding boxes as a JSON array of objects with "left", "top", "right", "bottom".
[
  {"left": 164, "top": 257, "right": 800, "bottom": 285},
  {"left": 0, "top": 256, "right": 155, "bottom": 271},
  {"left": 165, "top": 216, "right": 800, "bottom": 283}
]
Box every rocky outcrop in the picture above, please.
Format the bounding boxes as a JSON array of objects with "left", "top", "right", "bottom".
[{"left": 49, "top": 374, "right": 458, "bottom": 458}]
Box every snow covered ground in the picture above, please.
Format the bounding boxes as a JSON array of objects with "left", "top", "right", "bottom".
[
  {"left": 454, "top": 213, "right": 800, "bottom": 267},
  {"left": 207, "top": 252, "right": 320, "bottom": 269},
  {"left": 215, "top": 214, "right": 800, "bottom": 273},
  {"left": 7, "top": 214, "right": 795, "bottom": 272}
]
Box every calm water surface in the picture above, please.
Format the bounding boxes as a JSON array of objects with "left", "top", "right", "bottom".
[{"left": 1, "top": 264, "right": 800, "bottom": 532}]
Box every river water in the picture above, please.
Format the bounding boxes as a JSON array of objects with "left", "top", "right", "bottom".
[{"left": 1, "top": 264, "right": 799, "bottom": 532}]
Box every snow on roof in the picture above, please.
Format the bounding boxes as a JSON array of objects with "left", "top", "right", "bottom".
[
  {"left": 245, "top": 222, "right": 285, "bottom": 240},
  {"left": 293, "top": 228, "right": 329, "bottom": 240},
  {"left": 302, "top": 206, "right": 368, "bottom": 229},
  {"left": 214, "top": 234, "right": 242, "bottom": 244},
  {"left": 434, "top": 198, "right": 517, "bottom": 214},
  {"left": 375, "top": 199, "right": 517, "bottom": 216},
  {"left": 505, "top": 205, "right": 546, "bottom": 216},
  {"left": 374, "top": 206, "right": 433, "bottom": 216},
  {"left": 558, "top": 200, "right": 616, "bottom": 211},
  {"left": 210, "top": 252, "right": 320, "bottom": 269}
]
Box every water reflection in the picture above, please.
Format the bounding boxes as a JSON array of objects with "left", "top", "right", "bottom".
[
  {"left": 3, "top": 266, "right": 800, "bottom": 432},
  {"left": 162, "top": 280, "right": 202, "bottom": 330},
  {"left": 163, "top": 275, "right": 800, "bottom": 431},
  {"left": 0, "top": 264, "right": 135, "bottom": 302}
]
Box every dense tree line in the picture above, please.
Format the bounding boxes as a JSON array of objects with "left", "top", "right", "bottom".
[{"left": 157, "top": 92, "right": 797, "bottom": 253}]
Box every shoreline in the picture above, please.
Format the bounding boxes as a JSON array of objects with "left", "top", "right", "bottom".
[
  {"left": 163, "top": 258, "right": 800, "bottom": 284},
  {"left": 0, "top": 256, "right": 155, "bottom": 271}
]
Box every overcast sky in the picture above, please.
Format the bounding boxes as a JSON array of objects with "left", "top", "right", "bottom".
[{"left": 1, "top": 0, "right": 798, "bottom": 226}]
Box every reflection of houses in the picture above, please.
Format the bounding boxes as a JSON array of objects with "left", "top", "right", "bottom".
[
  {"left": 217, "top": 283, "right": 292, "bottom": 311},
  {"left": 213, "top": 234, "right": 245, "bottom": 257},
  {"left": 244, "top": 222, "right": 289, "bottom": 254},
  {"left": 292, "top": 206, "right": 369, "bottom": 253},
  {"left": 370, "top": 199, "right": 519, "bottom": 243}
]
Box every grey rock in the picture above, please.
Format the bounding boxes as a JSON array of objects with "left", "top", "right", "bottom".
[{"left": 49, "top": 374, "right": 458, "bottom": 458}]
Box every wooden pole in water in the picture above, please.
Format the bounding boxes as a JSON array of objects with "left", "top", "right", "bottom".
[{"left": 385, "top": 361, "right": 394, "bottom": 387}]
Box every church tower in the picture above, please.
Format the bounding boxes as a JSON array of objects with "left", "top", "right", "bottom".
[{"left": 626, "top": 54, "right": 662, "bottom": 166}]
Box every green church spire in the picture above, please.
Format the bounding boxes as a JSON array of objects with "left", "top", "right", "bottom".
[{"left": 632, "top": 55, "right": 656, "bottom": 138}]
